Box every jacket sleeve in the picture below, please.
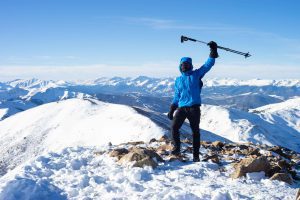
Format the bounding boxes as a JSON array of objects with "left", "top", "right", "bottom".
[
  {"left": 194, "top": 57, "right": 215, "bottom": 78},
  {"left": 171, "top": 79, "right": 180, "bottom": 106}
]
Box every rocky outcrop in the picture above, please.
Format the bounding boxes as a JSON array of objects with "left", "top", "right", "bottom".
[
  {"left": 231, "top": 156, "right": 270, "bottom": 178},
  {"left": 104, "top": 138, "right": 300, "bottom": 184},
  {"left": 270, "top": 173, "right": 293, "bottom": 185},
  {"left": 116, "top": 147, "right": 163, "bottom": 169}
]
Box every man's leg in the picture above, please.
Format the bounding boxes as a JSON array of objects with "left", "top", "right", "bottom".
[
  {"left": 171, "top": 108, "right": 186, "bottom": 155},
  {"left": 187, "top": 107, "right": 201, "bottom": 161}
]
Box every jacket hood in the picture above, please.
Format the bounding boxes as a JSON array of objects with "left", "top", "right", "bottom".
[{"left": 179, "top": 57, "right": 193, "bottom": 75}]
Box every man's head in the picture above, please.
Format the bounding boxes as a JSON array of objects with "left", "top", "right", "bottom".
[{"left": 180, "top": 57, "right": 193, "bottom": 72}]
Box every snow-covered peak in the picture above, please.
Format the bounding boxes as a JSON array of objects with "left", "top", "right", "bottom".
[
  {"left": 205, "top": 78, "right": 300, "bottom": 87},
  {"left": 0, "top": 98, "right": 166, "bottom": 175},
  {"left": 250, "top": 97, "right": 300, "bottom": 132},
  {"left": 201, "top": 104, "right": 300, "bottom": 152},
  {"left": 251, "top": 96, "right": 300, "bottom": 112},
  {"left": 5, "top": 78, "right": 69, "bottom": 90}
]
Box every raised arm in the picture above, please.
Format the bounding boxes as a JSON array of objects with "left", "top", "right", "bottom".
[
  {"left": 194, "top": 57, "right": 215, "bottom": 78},
  {"left": 194, "top": 41, "right": 218, "bottom": 78}
]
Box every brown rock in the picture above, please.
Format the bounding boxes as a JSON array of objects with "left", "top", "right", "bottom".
[
  {"left": 203, "top": 154, "right": 220, "bottom": 164},
  {"left": 158, "top": 135, "right": 169, "bottom": 143},
  {"left": 277, "top": 160, "right": 291, "bottom": 170},
  {"left": 166, "top": 154, "right": 189, "bottom": 162},
  {"left": 118, "top": 147, "right": 163, "bottom": 168},
  {"left": 231, "top": 156, "right": 270, "bottom": 178},
  {"left": 270, "top": 173, "right": 293, "bottom": 185},
  {"left": 182, "top": 138, "right": 192, "bottom": 144},
  {"left": 212, "top": 141, "right": 225, "bottom": 148},
  {"left": 238, "top": 144, "right": 249, "bottom": 150},
  {"left": 132, "top": 156, "right": 158, "bottom": 168},
  {"left": 126, "top": 141, "right": 145, "bottom": 145},
  {"left": 266, "top": 164, "right": 282, "bottom": 177},
  {"left": 296, "top": 189, "right": 300, "bottom": 200},
  {"left": 109, "top": 148, "right": 129, "bottom": 160},
  {"left": 268, "top": 146, "right": 292, "bottom": 159},
  {"left": 248, "top": 148, "right": 261, "bottom": 156},
  {"left": 156, "top": 144, "right": 173, "bottom": 155}
]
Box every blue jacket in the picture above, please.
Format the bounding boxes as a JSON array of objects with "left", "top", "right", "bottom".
[{"left": 172, "top": 57, "right": 215, "bottom": 107}]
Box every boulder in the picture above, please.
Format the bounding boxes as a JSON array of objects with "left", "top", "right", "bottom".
[
  {"left": 118, "top": 147, "right": 163, "bottom": 168},
  {"left": 212, "top": 141, "right": 224, "bottom": 149},
  {"left": 270, "top": 173, "right": 293, "bottom": 185},
  {"left": 109, "top": 148, "right": 129, "bottom": 160},
  {"left": 231, "top": 156, "right": 270, "bottom": 178},
  {"left": 156, "top": 144, "right": 173, "bottom": 155}
]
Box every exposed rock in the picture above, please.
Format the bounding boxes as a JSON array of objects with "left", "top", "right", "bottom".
[
  {"left": 247, "top": 148, "right": 261, "bottom": 156},
  {"left": 132, "top": 156, "right": 158, "bottom": 168},
  {"left": 126, "top": 141, "right": 145, "bottom": 145},
  {"left": 166, "top": 154, "right": 189, "bottom": 162},
  {"left": 266, "top": 164, "right": 282, "bottom": 177},
  {"left": 238, "top": 144, "right": 249, "bottom": 150},
  {"left": 156, "top": 144, "right": 173, "bottom": 155},
  {"left": 277, "top": 160, "right": 291, "bottom": 170},
  {"left": 158, "top": 135, "right": 169, "bottom": 143},
  {"left": 182, "top": 138, "right": 192, "bottom": 144},
  {"left": 296, "top": 189, "right": 300, "bottom": 200},
  {"left": 231, "top": 156, "right": 270, "bottom": 178},
  {"left": 212, "top": 141, "right": 224, "bottom": 149},
  {"left": 268, "top": 146, "right": 292, "bottom": 159},
  {"left": 149, "top": 138, "right": 157, "bottom": 143},
  {"left": 270, "top": 173, "right": 293, "bottom": 185},
  {"left": 118, "top": 147, "right": 163, "bottom": 168},
  {"left": 109, "top": 148, "right": 129, "bottom": 160},
  {"left": 203, "top": 154, "right": 220, "bottom": 164}
]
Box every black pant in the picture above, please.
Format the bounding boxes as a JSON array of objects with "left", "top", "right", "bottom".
[{"left": 171, "top": 106, "right": 201, "bottom": 157}]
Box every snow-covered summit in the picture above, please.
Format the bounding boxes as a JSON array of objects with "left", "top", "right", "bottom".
[
  {"left": 250, "top": 97, "right": 300, "bottom": 132},
  {"left": 0, "top": 98, "right": 166, "bottom": 175}
]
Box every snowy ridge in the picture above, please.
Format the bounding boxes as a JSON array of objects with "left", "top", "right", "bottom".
[
  {"left": 0, "top": 98, "right": 166, "bottom": 175},
  {"left": 201, "top": 104, "right": 300, "bottom": 152},
  {"left": 250, "top": 97, "right": 300, "bottom": 132}
]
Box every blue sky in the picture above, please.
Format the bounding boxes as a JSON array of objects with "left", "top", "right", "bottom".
[{"left": 0, "top": 0, "right": 299, "bottom": 80}]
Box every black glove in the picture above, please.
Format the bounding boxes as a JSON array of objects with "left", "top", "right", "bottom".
[
  {"left": 167, "top": 104, "right": 178, "bottom": 120},
  {"left": 207, "top": 41, "right": 219, "bottom": 58}
]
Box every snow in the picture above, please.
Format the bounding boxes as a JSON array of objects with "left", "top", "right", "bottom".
[
  {"left": 0, "top": 77, "right": 299, "bottom": 199},
  {"left": 0, "top": 146, "right": 298, "bottom": 200},
  {"left": 200, "top": 104, "right": 300, "bottom": 152},
  {"left": 250, "top": 97, "right": 300, "bottom": 132},
  {"left": 0, "top": 98, "right": 166, "bottom": 175}
]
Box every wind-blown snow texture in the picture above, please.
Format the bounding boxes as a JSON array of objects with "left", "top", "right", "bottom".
[
  {"left": 0, "top": 77, "right": 299, "bottom": 199},
  {"left": 0, "top": 146, "right": 298, "bottom": 200}
]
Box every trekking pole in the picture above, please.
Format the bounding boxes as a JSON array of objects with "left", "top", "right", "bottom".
[{"left": 181, "top": 35, "right": 251, "bottom": 58}]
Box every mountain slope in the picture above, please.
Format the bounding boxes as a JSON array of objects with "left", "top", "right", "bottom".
[
  {"left": 250, "top": 97, "right": 300, "bottom": 132},
  {"left": 0, "top": 98, "right": 166, "bottom": 175},
  {"left": 200, "top": 104, "right": 300, "bottom": 152}
]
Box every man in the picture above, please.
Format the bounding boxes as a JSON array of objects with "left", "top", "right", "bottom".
[{"left": 167, "top": 41, "right": 218, "bottom": 162}]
